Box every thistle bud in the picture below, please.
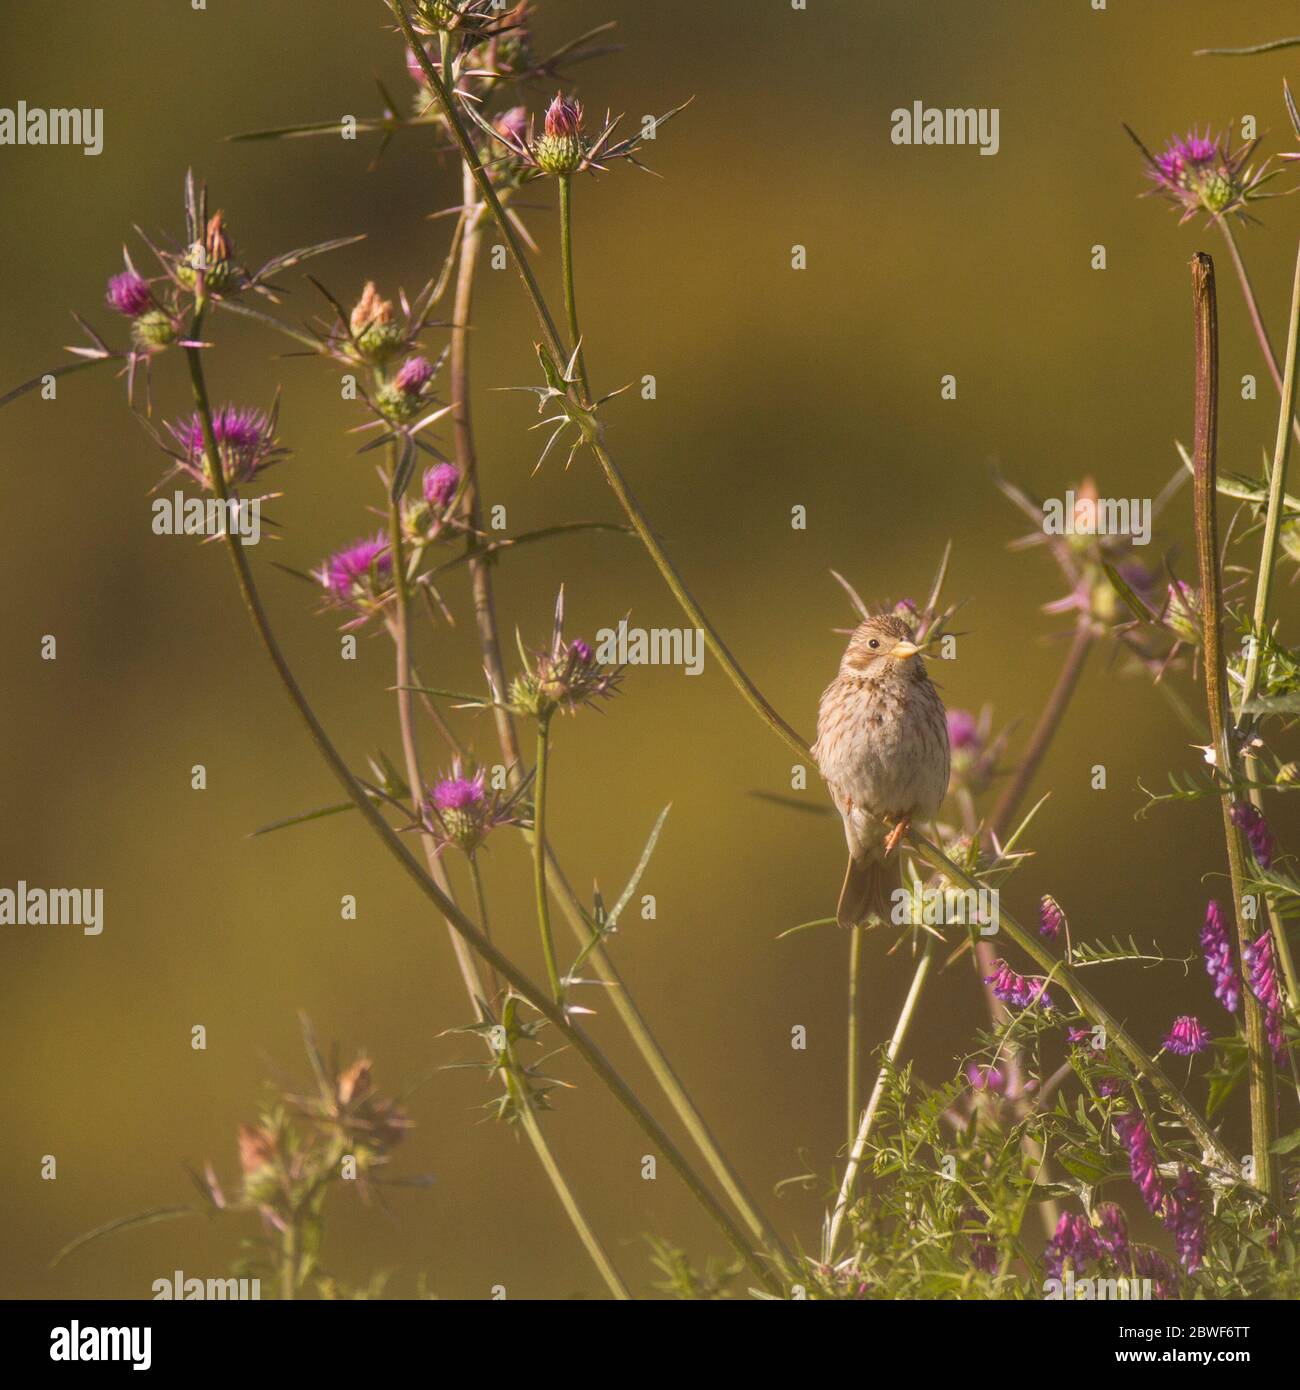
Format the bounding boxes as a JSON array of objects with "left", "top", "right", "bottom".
[
  {"left": 535, "top": 94, "right": 584, "bottom": 176},
  {"left": 178, "top": 211, "right": 238, "bottom": 294},
  {"left": 106, "top": 270, "right": 151, "bottom": 317},
  {"left": 349, "top": 281, "right": 404, "bottom": 363},
  {"left": 131, "top": 308, "right": 178, "bottom": 351},
  {"left": 377, "top": 355, "right": 435, "bottom": 423},
  {"left": 423, "top": 462, "right": 461, "bottom": 508}
]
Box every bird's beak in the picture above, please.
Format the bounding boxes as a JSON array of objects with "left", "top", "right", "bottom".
[{"left": 890, "top": 641, "right": 921, "bottom": 660}]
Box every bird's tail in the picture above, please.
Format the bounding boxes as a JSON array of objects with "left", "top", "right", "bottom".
[{"left": 836, "top": 851, "right": 898, "bottom": 929}]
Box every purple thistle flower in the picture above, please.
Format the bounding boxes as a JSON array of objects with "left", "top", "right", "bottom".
[
  {"left": 423, "top": 758, "right": 526, "bottom": 855},
  {"left": 544, "top": 93, "right": 583, "bottom": 140},
  {"left": 1243, "top": 931, "right": 1287, "bottom": 1059},
  {"left": 106, "top": 270, "right": 151, "bottom": 317},
  {"left": 984, "top": 959, "right": 1053, "bottom": 1011},
  {"left": 1043, "top": 1212, "right": 1100, "bottom": 1280},
  {"left": 168, "top": 405, "right": 284, "bottom": 489},
  {"left": 1039, "top": 894, "right": 1066, "bottom": 941},
  {"left": 946, "top": 709, "right": 980, "bottom": 751},
  {"left": 423, "top": 462, "right": 461, "bottom": 509},
  {"left": 394, "top": 354, "right": 435, "bottom": 397},
  {"left": 432, "top": 773, "right": 485, "bottom": 812},
  {"left": 1230, "top": 801, "right": 1276, "bottom": 869},
  {"left": 316, "top": 535, "right": 392, "bottom": 603},
  {"left": 570, "top": 638, "right": 593, "bottom": 663},
  {"left": 1115, "top": 1112, "right": 1165, "bottom": 1216},
  {"left": 1162, "top": 1015, "right": 1210, "bottom": 1057},
  {"left": 1163, "top": 1167, "right": 1206, "bottom": 1275},
  {"left": 1131, "top": 124, "right": 1278, "bottom": 225},
  {"left": 1201, "top": 900, "right": 1240, "bottom": 1015}
]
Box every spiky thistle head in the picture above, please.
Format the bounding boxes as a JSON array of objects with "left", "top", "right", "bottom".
[{"left": 1127, "top": 123, "right": 1284, "bottom": 224}]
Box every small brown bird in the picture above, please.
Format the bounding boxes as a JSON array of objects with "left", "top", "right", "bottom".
[{"left": 813, "top": 614, "right": 951, "bottom": 927}]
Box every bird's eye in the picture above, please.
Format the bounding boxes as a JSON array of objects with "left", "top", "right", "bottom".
[{"left": 868, "top": 639, "right": 880, "bottom": 650}]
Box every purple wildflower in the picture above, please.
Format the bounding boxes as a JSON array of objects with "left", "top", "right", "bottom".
[
  {"left": 167, "top": 405, "right": 284, "bottom": 489},
  {"left": 1230, "top": 801, "right": 1276, "bottom": 869},
  {"left": 423, "top": 462, "right": 461, "bottom": 508},
  {"left": 1131, "top": 124, "right": 1278, "bottom": 224},
  {"left": 316, "top": 535, "right": 392, "bottom": 603},
  {"left": 494, "top": 105, "right": 528, "bottom": 147},
  {"left": 1201, "top": 900, "right": 1240, "bottom": 1015},
  {"left": 1043, "top": 1212, "right": 1100, "bottom": 1280},
  {"left": 1115, "top": 1112, "right": 1164, "bottom": 1216},
  {"left": 1039, "top": 894, "right": 1066, "bottom": 941},
  {"left": 570, "top": 638, "right": 593, "bottom": 663},
  {"left": 1094, "top": 1203, "right": 1129, "bottom": 1260},
  {"left": 432, "top": 775, "right": 485, "bottom": 812},
  {"left": 966, "top": 1063, "right": 1005, "bottom": 1093},
  {"left": 984, "top": 959, "right": 1053, "bottom": 1011},
  {"left": 1243, "top": 931, "right": 1287, "bottom": 1059},
  {"left": 946, "top": 709, "right": 980, "bottom": 751},
  {"left": 394, "top": 354, "right": 434, "bottom": 397},
  {"left": 106, "top": 270, "right": 151, "bottom": 317},
  {"left": 424, "top": 759, "right": 527, "bottom": 855},
  {"left": 1163, "top": 1167, "right": 1206, "bottom": 1275},
  {"left": 1162, "top": 1015, "right": 1210, "bottom": 1057},
  {"left": 1131, "top": 1246, "right": 1179, "bottom": 1300},
  {"left": 1096, "top": 1077, "right": 1124, "bottom": 1098}
]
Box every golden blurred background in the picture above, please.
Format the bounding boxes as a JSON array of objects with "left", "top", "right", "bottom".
[{"left": 4, "top": 0, "right": 1300, "bottom": 1298}]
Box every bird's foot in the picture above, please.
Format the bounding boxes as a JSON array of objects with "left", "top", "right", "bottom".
[{"left": 883, "top": 815, "right": 911, "bottom": 857}]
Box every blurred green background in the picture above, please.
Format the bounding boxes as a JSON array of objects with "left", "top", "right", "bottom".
[{"left": 4, "top": 0, "right": 1300, "bottom": 1298}]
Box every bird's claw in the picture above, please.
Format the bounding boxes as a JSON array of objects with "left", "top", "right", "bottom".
[{"left": 883, "top": 816, "right": 910, "bottom": 857}]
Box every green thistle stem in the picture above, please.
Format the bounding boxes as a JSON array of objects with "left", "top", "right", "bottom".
[
  {"left": 558, "top": 175, "right": 590, "bottom": 399},
  {"left": 533, "top": 712, "right": 563, "bottom": 1002},
  {"left": 1238, "top": 235, "right": 1300, "bottom": 1036},
  {"left": 1190, "top": 252, "right": 1277, "bottom": 1200},
  {"left": 846, "top": 926, "right": 863, "bottom": 1152},
  {"left": 182, "top": 318, "right": 783, "bottom": 1298},
  {"left": 825, "top": 935, "right": 936, "bottom": 1262}
]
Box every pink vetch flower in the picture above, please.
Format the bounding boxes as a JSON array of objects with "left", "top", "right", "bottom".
[
  {"left": 1043, "top": 1212, "right": 1100, "bottom": 1281},
  {"left": 984, "top": 959, "right": 1053, "bottom": 1011},
  {"left": 1131, "top": 1245, "right": 1179, "bottom": 1300},
  {"left": 966, "top": 1063, "right": 1005, "bottom": 1093},
  {"left": 1163, "top": 1167, "right": 1207, "bottom": 1275},
  {"left": 423, "top": 462, "right": 461, "bottom": 508},
  {"left": 1162, "top": 1015, "right": 1210, "bottom": 1056},
  {"left": 1242, "top": 931, "right": 1287, "bottom": 1059},
  {"left": 106, "top": 270, "right": 152, "bottom": 317},
  {"left": 1039, "top": 895, "right": 1066, "bottom": 941},
  {"left": 313, "top": 534, "right": 393, "bottom": 625},
  {"left": 1115, "top": 1111, "right": 1165, "bottom": 1217},
  {"left": 1094, "top": 1203, "right": 1129, "bottom": 1260},
  {"left": 1201, "top": 900, "right": 1240, "bottom": 1015},
  {"left": 164, "top": 403, "right": 287, "bottom": 491},
  {"left": 1230, "top": 801, "right": 1276, "bottom": 869}
]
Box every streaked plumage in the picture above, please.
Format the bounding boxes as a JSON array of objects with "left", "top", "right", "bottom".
[{"left": 813, "top": 615, "right": 950, "bottom": 927}]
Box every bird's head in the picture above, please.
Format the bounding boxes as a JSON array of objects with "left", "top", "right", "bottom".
[{"left": 840, "top": 614, "right": 925, "bottom": 678}]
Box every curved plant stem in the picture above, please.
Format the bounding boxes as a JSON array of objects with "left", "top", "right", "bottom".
[
  {"left": 1238, "top": 234, "right": 1300, "bottom": 1033},
  {"left": 384, "top": 463, "right": 489, "bottom": 1012},
  {"left": 557, "top": 174, "right": 590, "bottom": 399},
  {"left": 824, "top": 935, "right": 936, "bottom": 1262},
  {"left": 532, "top": 712, "right": 563, "bottom": 1002},
  {"left": 1190, "top": 252, "right": 1277, "bottom": 1200},
  {"left": 508, "top": 1068, "right": 632, "bottom": 1300},
  {"left": 846, "top": 926, "right": 862, "bottom": 1152},
  {"left": 182, "top": 321, "right": 783, "bottom": 1298}
]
